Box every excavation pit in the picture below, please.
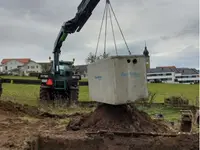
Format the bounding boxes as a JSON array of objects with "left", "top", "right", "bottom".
[{"left": 24, "top": 132, "right": 199, "bottom": 150}]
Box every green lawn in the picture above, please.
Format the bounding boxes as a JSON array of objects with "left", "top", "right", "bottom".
[
  {"left": 0, "top": 75, "right": 39, "bottom": 80},
  {"left": 148, "top": 83, "right": 199, "bottom": 105},
  {"left": 137, "top": 105, "right": 182, "bottom": 122},
  {"left": 1, "top": 83, "right": 90, "bottom": 106},
  {"left": 1, "top": 83, "right": 199, "bottom": 107}
]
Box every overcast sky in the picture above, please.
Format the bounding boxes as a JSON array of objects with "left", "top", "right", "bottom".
[{"left": 0, "top": 0, "right": 199, "bottom": 68}]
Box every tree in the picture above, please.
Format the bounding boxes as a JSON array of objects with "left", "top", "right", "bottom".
[
  {"left": 85, "top": 52, "right": 96, "bottom": 64},
  {"left": 85, "top": 52, "right": 110, "bottom": 64}
]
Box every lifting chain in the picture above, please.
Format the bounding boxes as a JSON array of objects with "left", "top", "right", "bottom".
[{"left": 94, "top": 0, "right": 131, "bottom": 60}]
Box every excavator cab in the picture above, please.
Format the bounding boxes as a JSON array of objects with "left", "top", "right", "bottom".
[{"left": 38, "top": 60, "right": 81, "bottom": 105}]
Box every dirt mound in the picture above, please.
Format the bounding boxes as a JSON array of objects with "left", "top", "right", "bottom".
[
  {"left": 67, "top": 104, "right": 171, "bottom": 133},
  {"left": 0, "top": 100, "right": 40, "bottom": 116}
]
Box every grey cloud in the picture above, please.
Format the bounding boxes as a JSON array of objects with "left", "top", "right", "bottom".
[
  {"left": 160, "top": 19, "right": 199, "bottom": 41},
  {"left": 160, "top": 36, "right": 171, "bottom": 40},
  {"left": 175, "top": 19, "right": 199, "bottom": 38},
  {"left": 151, "top": 45, "right": 199, "bottom": 68},
  {"left": 110, "top": 38, "right": 159, "bottom": 55},
  {"left": 0, "top": 0, "right": 199, "bottom": 67}
]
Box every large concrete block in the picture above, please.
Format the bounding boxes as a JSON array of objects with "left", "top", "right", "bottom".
[{"left": 87, "top": 55, "right": 148, "bottom": 105}]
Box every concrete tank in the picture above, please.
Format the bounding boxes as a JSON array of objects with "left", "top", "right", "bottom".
[{"left": 87, "top": 55, "right": 148, "bottom": 105}]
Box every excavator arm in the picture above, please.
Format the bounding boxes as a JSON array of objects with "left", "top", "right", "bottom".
[{"left": 53, "top": 0, "right": 100, "bottom": 73}]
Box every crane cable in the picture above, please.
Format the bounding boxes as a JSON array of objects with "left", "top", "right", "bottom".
[
  {"left": 109, "top": 1, "right": 131, "bottom": 55},
  {"left": 103, "top": 2, "right": 108, "bottom": 57},
  {"left": 108, "top": 2, "right": 118, "bottom": 56},
  {"left": 94, "top": 0, "right": 131, "bottom": 60},
  {"left": 94, "top": 1, "right": 107, "bottom": 60}
]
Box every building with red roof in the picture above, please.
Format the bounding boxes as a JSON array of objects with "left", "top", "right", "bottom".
[
  {"left": 0, "top": 58, "right": 43, "bottom": 76},
  {"left": 1, "top": 58, "right": 31, "bottom": 65}
]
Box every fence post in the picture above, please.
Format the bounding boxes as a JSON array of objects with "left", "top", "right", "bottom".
[{"left": 11, "top": 80, "right": 13, "bottom": 84}]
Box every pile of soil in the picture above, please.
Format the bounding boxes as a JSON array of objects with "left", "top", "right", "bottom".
[
  {"left": 67, "top": 104, "right": 171, "bottom": 133},
  {"left": 0, "top": 100, "right": 41, "bottom": 117}
]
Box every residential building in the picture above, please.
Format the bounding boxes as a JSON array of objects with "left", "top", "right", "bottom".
[
  {"left": 1, "top": 58, "right": 30, "bottom": 72},
  {"left": 1, "top": 58, "right": 42, "bottom": 76},
  {"left": 20, "top": 60, "right": 42, "bottom": 75},
  {"left": 174, "top": 68, "right": 200, "bottom": 84},
  {"left": 147, "top": 66, "right": 199, "bottom": 84}
]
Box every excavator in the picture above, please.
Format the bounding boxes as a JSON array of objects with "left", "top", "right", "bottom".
[{"left": 38, "top": 0, "right": 101, "bottom": 105}]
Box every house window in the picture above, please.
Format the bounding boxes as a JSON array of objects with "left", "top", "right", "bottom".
[
  {"left": 5, "top": 66, "right": 7, "bottom": 70},
  {"left": 166, "top": 73, "right": 172, "bottom": 76},
  {"left": 28, "top": 66, "right": 29, "bottom": 69},
  {"left": 36, "top": 65, "right": 38, "bottom": 68},
  {"left": 31, "top": 66, "right": 35, "bottom": 69}
]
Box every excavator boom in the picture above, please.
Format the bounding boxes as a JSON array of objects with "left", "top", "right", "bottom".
[{"left": 53, "top": 0, "right": 100, "bottom": 73}]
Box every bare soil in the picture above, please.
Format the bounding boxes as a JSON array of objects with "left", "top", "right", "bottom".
[
  {"left": 0, "top": 100, "right": 84, "bottom": 118},
  {"left": 0, "top": 100, "right": 199, "bottom": 150}
]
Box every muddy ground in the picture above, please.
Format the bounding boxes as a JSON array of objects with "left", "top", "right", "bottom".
[{"left": 0, "top": 100, "right": 199, "bottom": 150}]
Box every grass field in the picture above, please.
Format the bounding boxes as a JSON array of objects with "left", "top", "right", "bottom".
[
  {"left": 1, "top": 83, "right": 89, "bottom": 106},
  {"left": 148, "top": 83, "right": 199, "bottom": 104},
  {"left": 1, "top": 83, "right": 199, "bottom": 106},
  {"left": 137, "top": 105, "right": 182, "bottom": 122},
  {"left": 0, "top": 82, "right": 199, "bottom": 122},
  {"left": 0, "top": 75, "right": 39, "bottom": 80}
]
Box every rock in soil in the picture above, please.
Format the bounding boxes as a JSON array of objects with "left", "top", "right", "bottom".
[{"left": 67, "top": 104, "right": 171, "bottom": 132}]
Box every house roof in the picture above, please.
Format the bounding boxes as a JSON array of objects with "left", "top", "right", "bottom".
[
  {"left": 1, "top": 58, "right": 31, "bottom": 64},
  {"left": 147, "top": 68, "right": 172, "bottom": 73},
  {"left": 147, "top": 66, "right": 199, "bottom": 75},
  {"left": 176, "top": 68, "right": 199, "bottom": 75}
]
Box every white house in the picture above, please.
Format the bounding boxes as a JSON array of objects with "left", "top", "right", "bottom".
[
  {"left": 20, "top": 60, "right": 42, "bottom": 76},
  {"left": 1, "top": 59, "right": 26, "bottom": 72},
  {"left": 175, "top": 68, "right": 200, "bottom": 84},
  {"left": 1, "top": 58, "right": 42, "bottom": 76},
  {"left": 147, "top": 72, "right": 175, "bottom": 83},
  {"left": 147, "top": 66, "right": 199, "bottom": 84}
]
